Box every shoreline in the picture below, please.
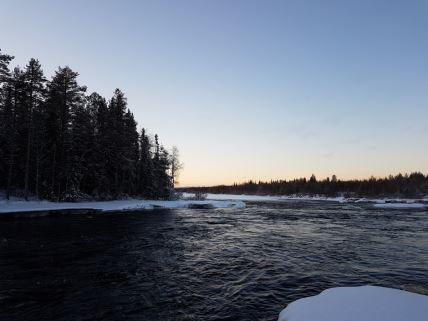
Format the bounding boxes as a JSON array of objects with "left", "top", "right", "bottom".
[
  {"left": 1, "top": 193, "right": 427, "bottom": 217},
  {"left": 0, "top": 198, "right": 246, "bottom": 217},
  {"left": 197, "top": 193, "right": 428, "bottom": 206}
]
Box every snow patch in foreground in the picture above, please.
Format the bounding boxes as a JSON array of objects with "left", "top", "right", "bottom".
[
  {"left": 278, "top": 286, "right": 428, "bottom": 321},
  {"left": 0, "top": 199, "right": 245, "bottom": 214}
]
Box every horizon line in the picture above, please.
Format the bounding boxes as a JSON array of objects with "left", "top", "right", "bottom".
[{"left": 178, "top": 171, "right": 428, "bottom": 188}]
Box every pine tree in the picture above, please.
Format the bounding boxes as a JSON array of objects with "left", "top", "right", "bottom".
[
  {"left": 158, "top": 146, "right": 172, "bottom": 198},
  {"left": 1, "top": 86, "right": 15, "bottom": 198},
  {"left": 0, "top": 49, "right": 14, "bottom": 191},
  {"left": 151, "top": 134, "right": 172, "bottom": 199},
  {"left": 22, "top": 58, "right": 46, "bottom": 199},
  {"left": 0, "top": 49, "right": 14, "bottom": 83},
  {"left": 5, "top": 67, "right": 25, "bottom": 199},
  {"left": 138, "top": 128, "right": 155, "bottom": 197},
  {"left": 68, "top": 101, "right": 92, "bottom": 200},
  {"left": 84, "top": 92, "right": 109, "bottom": 197},
  {"left": 122, "top": 109, "right": 139, "bottom": 195},
  {"left": 45, "top": 66, "right": 86, "bottom": 200},
  {"left": 108, "top": 89, "right": 128, "bottom": 196}
]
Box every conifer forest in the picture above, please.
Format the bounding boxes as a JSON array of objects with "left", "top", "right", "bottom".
[{"left": 0, "top": 49, "right": 177, "bottom": 201}]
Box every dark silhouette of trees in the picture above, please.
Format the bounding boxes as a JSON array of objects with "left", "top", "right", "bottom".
[
  {"left": 0, "top": 49, "right": 176, "bottom": 201},
  {"left": 187, "top": 172, "right": 428, "bottom": 199}
]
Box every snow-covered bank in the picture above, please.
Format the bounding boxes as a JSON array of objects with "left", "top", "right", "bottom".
[
  {"left": 0, "top": 198, "right": 245, "bottom": 214},
  {"left": 200, "top": 193, "right": 428, "bottom": 208},
  {"left": 198, "top": 193, "right": 346, "bottom": 202},
  {"left": 2, "top": 192, "right": 426, "bottom": 215},
  {"left": 278, "top": 286, "right": 428, "bottom": 321}
]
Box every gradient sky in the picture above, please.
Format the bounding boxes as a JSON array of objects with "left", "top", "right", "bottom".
[{"left": 1, "top": 0, "right": 427, "bottom": 186}]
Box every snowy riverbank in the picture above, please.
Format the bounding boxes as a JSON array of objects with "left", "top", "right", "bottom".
[
  {"left": 201, "top": 193, "right": 428, "bottom": 209},
  {"left": 278, "top": 286, "right": 428, "bottom": 321},
  {"left": 0, "top": 198, "right": 245, "bottom": 214},
  {"left": 1, "top": 192, "right": 427, "bottom": 215}
]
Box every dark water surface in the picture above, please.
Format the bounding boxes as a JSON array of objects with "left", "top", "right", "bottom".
[{"left": 1, "top": 201, "right": 428, "bottom": 321}]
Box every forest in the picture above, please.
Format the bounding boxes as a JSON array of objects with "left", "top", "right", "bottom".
[
  {"left": 186, "top": 173, "right": 428, "bottom": 199},
  {"left": 0, "top": 49, "right": 178, "bottom": 201}
]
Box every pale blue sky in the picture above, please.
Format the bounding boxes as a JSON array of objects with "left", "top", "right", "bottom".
[{"left": 1, "top": 0, "right": 427, "bottom": 186}]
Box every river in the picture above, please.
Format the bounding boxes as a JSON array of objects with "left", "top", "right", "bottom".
[{"left": 1, "top": 201, "right": 427, "bottom": 321}]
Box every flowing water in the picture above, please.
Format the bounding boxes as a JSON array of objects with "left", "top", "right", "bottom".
[{"left": 1, "top": 201, "right": 427, "bottom": 321}]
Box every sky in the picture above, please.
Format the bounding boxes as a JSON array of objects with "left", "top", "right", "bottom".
[{"left": 1, "top": 0, "right": 427, "bottom": 186}]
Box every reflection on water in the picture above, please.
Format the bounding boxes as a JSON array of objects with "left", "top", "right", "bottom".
[{"left": 0, "top": 201, "right": 427, "bottom": 321}]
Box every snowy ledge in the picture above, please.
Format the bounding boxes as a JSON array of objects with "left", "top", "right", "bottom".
[
  {"left": 278, "top": 286, "right": 428, "bottom": 321},
  {"left": 201, "top": 193, "right": 428, "bottom": 209},
  {"left": 0, "top": 199, "right": 245, "bottom": 215}
]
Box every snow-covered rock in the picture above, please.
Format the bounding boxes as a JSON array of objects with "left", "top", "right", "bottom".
[{"left": 278, "top": 286, "right": 428, "bottom": 321}]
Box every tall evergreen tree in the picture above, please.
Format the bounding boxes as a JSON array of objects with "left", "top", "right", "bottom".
[
  {"left": 0, "top": 49, "right": 14, "bottom": 191},
  {"left": 84, "top": 92, "right": 109, "bottom": 197},
  {"left": 122, "top": 109, "right": 139, "bottom": 195},
  {"left": 107, "top": 89, "right": 126, "bottom": 196},
  {"left": 22, "top": 58, "right": 46, "bottom": 199},
  {"left": 44, "top": 66, "right": 86, "bottom": 200},
  {"left": 152, "top": 134, "right": 172, "bottom": 199},
  {"left": 138, "top": 129, "right": 155, "bottom": 197},
  {"left": 4, "top": 67, "right": 26, "bottom": 199},
  {"left": 68, "top": 100, "right": 92, "bottom": 199}
]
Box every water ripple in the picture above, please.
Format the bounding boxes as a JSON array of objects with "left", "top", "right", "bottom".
[{"left": 0, "top": 201, "right": 427, "bottom": 320}]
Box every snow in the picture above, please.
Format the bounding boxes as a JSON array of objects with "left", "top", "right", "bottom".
[
  {"left": 0, "top": 198, "right": 245, "bottom": 214},
  {"left": 2, "top": 192, "right": 426, "bottom": 215},
  {"left": 200, "top": 193, "right": 346, "bottom": 202},
  {"left": 373, "top": 203, "right": 425, "bottom": 209},
  {"left": 278, "top": 285, "right": 428, "bottom": 321},
  {"left": 185, "top": 193, "right": 427, "bottom": 208}
]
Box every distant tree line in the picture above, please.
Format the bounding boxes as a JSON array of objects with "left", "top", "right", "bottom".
[
  {"left": 186, "top": 173, "right": 428, "bottom": 198},
  {"left": 0, "top": 49, "right": 181, "bottom": 201}
]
